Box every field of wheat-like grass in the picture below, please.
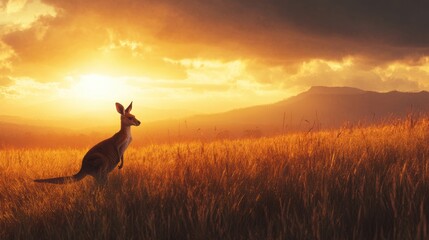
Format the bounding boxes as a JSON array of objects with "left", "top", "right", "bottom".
[{"left": 2, "top": 119, "right": 429, "bottom": 239}]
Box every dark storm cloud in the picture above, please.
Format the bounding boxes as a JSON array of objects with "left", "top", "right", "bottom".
[
  {"left": 3, "top": 0, "right": 429, "bottom": 84},
  {"left": 44, "top": 0, "right": 429, "bottom": 62},
  {"left": 263, "top": 1, "right": 429, "bottom": 46},
  {"left": 168, "top": 0, "right": 429, "bottom": 61}
]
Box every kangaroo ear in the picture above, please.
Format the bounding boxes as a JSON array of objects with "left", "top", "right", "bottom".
[
  {"left": 115, "top": 102, "right": 125, "bottom": 115},
  {"left": 125, "top": 101, "right": 133, "bottom": 113}
]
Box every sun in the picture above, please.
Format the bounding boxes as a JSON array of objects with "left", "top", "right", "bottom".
[{"left": 70, "top": 74, "right": 125, "bottom": 100}]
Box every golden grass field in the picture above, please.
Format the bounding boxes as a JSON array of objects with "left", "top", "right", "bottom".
[{"left": 2, "top": 118, "right": 429, "bottom": 239}]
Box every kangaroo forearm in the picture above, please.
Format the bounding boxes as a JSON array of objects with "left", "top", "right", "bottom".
[{"left": 118, "top": 155, "right": 124, "bottom": 169}]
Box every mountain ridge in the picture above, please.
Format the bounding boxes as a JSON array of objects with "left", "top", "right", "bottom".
[
  {"left": 139, "top": 86, "right": 429, "bottom": 142},
  {"left": 3, "top": 86, "right": 429, "bottom": 146}
]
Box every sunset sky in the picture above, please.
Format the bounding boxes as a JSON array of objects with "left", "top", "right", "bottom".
[{"left": 1, "top": 0, "right": 429, "bottom": 125}]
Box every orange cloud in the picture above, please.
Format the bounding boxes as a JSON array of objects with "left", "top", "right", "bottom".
[
  {"left": 1, "top": 0, "right": 429, "bottom": 121},
  {"left": 3, "top": 0, "right": 429, "bottom": 85}
]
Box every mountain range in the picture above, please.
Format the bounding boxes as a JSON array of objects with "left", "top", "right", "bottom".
[
  {"left": 2, "top": 86, "right": 429, "bottom": 147},
  {"left": 140, "top": 86, "right": 429, "bottom": 142}
]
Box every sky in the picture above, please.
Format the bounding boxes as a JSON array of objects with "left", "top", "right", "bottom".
[{"left": 1, "top": 0, "right": 429, "bottom": 125}]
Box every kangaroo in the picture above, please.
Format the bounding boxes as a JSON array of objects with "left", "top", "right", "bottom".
[{"left": 34, "top": 102, "right": 141, "bottom": 184}]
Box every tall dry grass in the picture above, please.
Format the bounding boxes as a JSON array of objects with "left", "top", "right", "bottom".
[{"left": 2, "top": 118, "right": 429, "bottom": 239}]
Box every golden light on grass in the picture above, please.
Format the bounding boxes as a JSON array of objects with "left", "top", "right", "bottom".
[
  {"left": 1, "top": 1, "right": 429, "bottom": 238},
  {"left": 2, "top": 118, "right": 429, "bottom": 239}
]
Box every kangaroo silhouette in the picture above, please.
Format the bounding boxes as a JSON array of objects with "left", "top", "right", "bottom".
[{"left": 34, "top": 102, "right": 141, "bottom": 184}]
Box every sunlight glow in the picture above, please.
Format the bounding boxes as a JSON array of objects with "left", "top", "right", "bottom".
[{"left": 70, "top": 74, "right": 126, "bottom": 100}]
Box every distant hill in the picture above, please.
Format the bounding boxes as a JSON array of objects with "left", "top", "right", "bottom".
[
  {"left": 3, "top": 86, "right": 429, "bottom": 147},
  {"left": 0, "top": 121, "right": 108, "bottom": 148},
  {"left": 140, "top": 86, "right": 429, "bottom": 142}
]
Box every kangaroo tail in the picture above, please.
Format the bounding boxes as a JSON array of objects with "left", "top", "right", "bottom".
[{"left": 34, "top": 171, "right": 86, "bottom": 184}]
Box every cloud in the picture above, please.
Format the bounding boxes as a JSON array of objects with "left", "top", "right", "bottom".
[
  {"left": 0, "top": 76, "right": 12, "bottom": 86},
  {"left": 0, "top": 41, "right": 14, "bottom": 81},
  {"left": 1, "top": 0, "right": 429, "bottom": 98},
  {"left": 4, "top": 0, "right": 429, "bottom": 67},
  {"left": 0, "top": 0, "right": 55, "bottom": 28},
  {"left": 246, "top": 57, "right": 424, "bottom": 93},
  {"left": 0, "top": 77, "right": 60, "bottom": 99},
  {"left": 5, "top": 0, "right": 27, "bottom": 14},
  {"left": 21, "top": 1, "right": 429, "bottom": 63}
]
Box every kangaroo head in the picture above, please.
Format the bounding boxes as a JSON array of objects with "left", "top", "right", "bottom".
[{"left": 116, "top": 102, "right": 141, "bottom": 126}]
